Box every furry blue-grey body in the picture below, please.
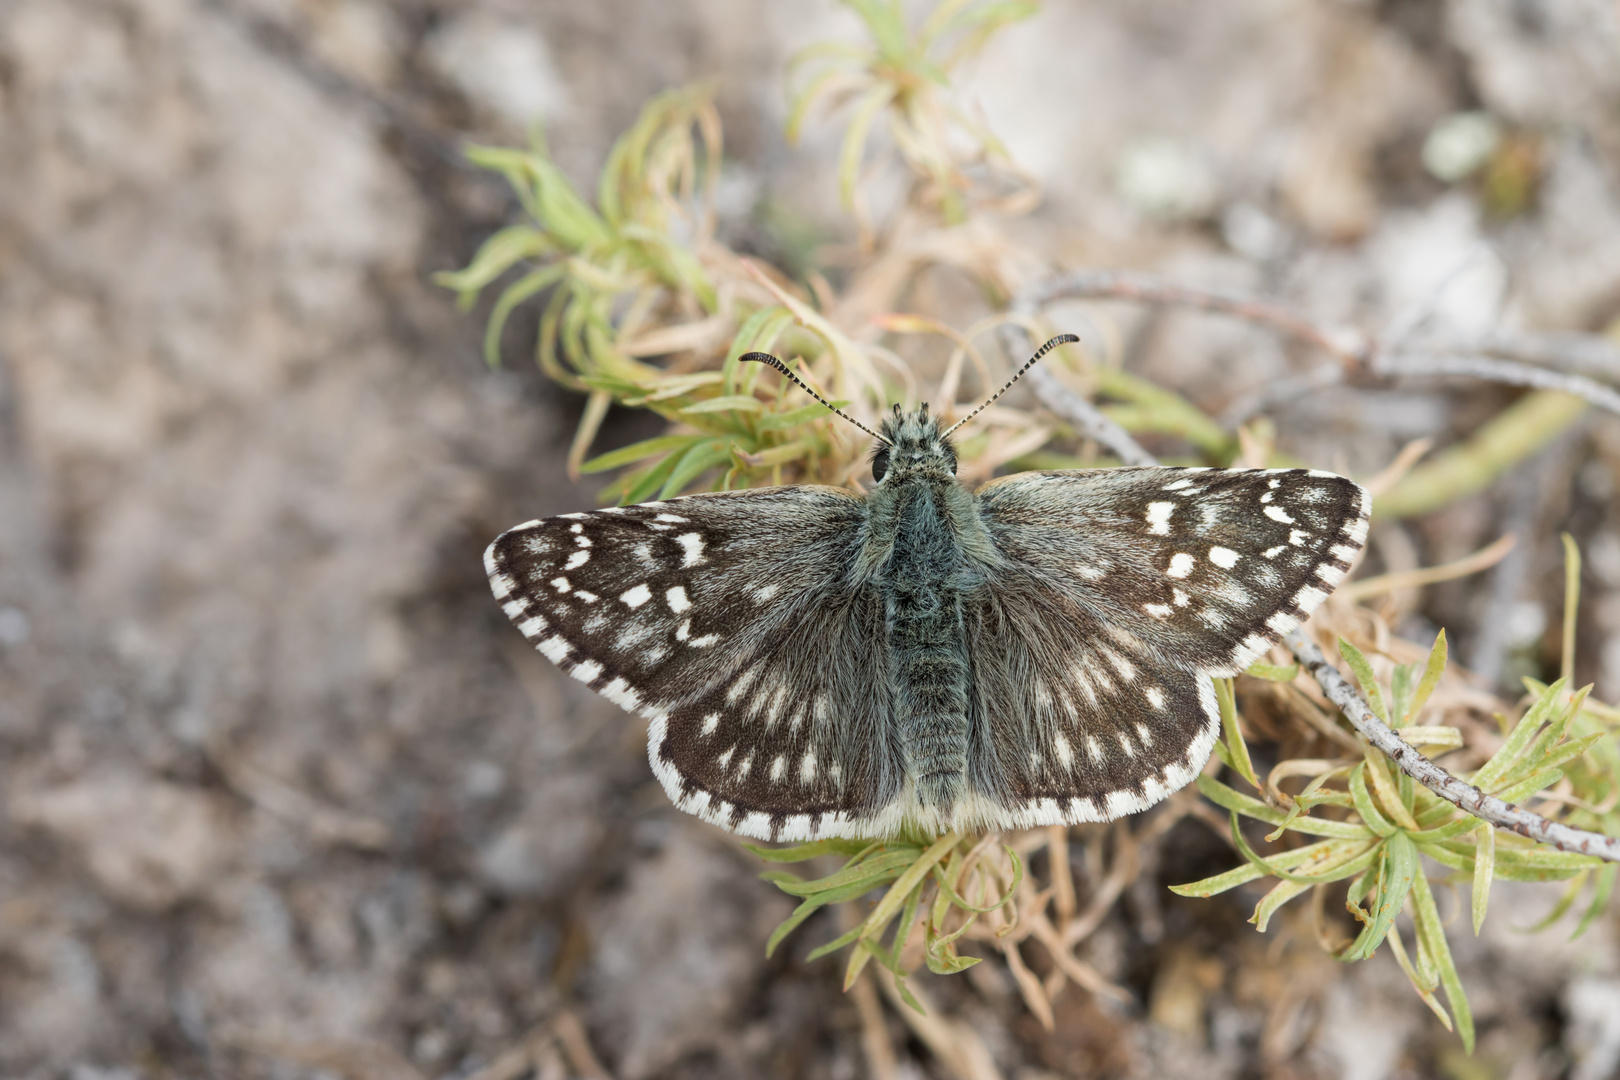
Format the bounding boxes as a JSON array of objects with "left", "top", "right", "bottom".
[{"left": 868, "top": 406, "right": 978, "bottom": 809}]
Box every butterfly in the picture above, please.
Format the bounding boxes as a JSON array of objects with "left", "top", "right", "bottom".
[{"left": 485, "top": 335, "right": 1369, "bottom": 841}]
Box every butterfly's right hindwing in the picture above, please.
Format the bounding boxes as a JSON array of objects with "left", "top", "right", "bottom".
[{"left": 485, "top": 487, "right": 902, "bottom": 840}]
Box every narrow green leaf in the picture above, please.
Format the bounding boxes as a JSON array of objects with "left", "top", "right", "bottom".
[
  {"left": 1522, "top": 869, "right": 1589, "bottom": 932},
  {"left": 837, "top": 85, "right": 898, "bottom": 212},
  {"left": 1348, "top": 762, "right": 1397, "bottom": 838},
  {"left": 1195, "top": 774, "right": 1372, "bottom": 839},
  {"left": 616, "top": 448, "right": 685, "bottom": 505},
  {"left": 756, "top": 400, "right": 854, "bottom": 432},
  {"left": 1246, "top": 662, "right": 1299, "bottom": 682},
  {"left": 434, "top": 225, "right": 552, "bottom": 304},
  {"left": 580, "top": 434, "right": 700, "bottom": 474},
  {"left": 679, "top": 394, "right": 765, "bottom": 415},
  {"left": 806, "top": 923, "right": 867, "bottom": 963},
  {"left": 1562, "top": 532, "right": 1581, "bottom": 685},
  {"left": 745, "top": 838, "right": 877, "bottom": 863},
  {"left": 658, "top": 438, "right": 734, "bottom": 498},
  {"left": 1404, "top": 629, "right": 1449, "bottom": 725},
  {"left": 1345, "top": 832, "right": 1417, "bottom": 961},
  {"left": 1216, "top": 678, "right": 1260, "bottom": 789},
  {"left": 1410, "top": 869, "right": 1475, "bottom": 1052},
  {"left": 483, "top": 265, "right": 564, "bottom": 368},
  {"left": 1390, "top": 664, "right": 1418, "bottom": 729},
  {"left": 1338, "top": 639, "right": 1389, "bottom": 724},
  {"left": 1492, "top": 766, "right": 1565, "bottom": 805},
  {"left": 1473, "top": 677, "right": 1570, "bottom": 791},
  {"left": 768, "top": 849, "right": 918, "bottom": 897},
  {"left": 1363, "top": 749, "right": 1420, "bottom": 831},
  {"left": 859, "top": 834, "right": 960, "bottom": 945},
  {"left": 1573, "top": 863, "right": 1617, "bottom": 939},
  {"left": 1471, "top": 821, "right": 1494, "bottom": 935}
]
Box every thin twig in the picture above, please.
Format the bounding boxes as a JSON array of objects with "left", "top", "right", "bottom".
[
  {"left": 1016, "top": 270, "right": 1366, "bottom": 365},
  {"left": 1005, "top": 274, "right": 1620, "bottom": 865},
  {"left": 1460, "top": 330, "right": 1620, "bottom": 381},
  {"left": 1289, "top": 632, "right": 1620, "bottom": 862},
  {"left": 1374, "top": 351, "right": 1620, "bottom": 417}
]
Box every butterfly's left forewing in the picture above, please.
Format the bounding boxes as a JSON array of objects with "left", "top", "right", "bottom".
[
  {"left": 963, "top": 466, "right": 1370, "bottom": 825},
  {"left": 486, "top": 487, "right": 903, "bottom": 841}
]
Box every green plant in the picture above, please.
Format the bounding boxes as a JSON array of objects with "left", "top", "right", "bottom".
[
  {"left": 443, "top": 0, "right": 1620, "bottom": 1047},
  {"left": 1173, "top": 617, "right": 1618, "bottom": 1051}
]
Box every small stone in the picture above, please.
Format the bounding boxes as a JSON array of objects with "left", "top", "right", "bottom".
[{"left": 13, "top": 773, "right": 235, "bottom": 910}]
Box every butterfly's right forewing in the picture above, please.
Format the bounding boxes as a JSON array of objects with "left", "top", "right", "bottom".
[
  {"left": 964, "top": 466, "right": 1370, "bottom": 825},
  {"left": 486, "top": 487, "right": 902, "bottom": 841}
]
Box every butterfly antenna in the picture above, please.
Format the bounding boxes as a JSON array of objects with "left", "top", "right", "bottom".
[
  {"left": 941, "top": 333, "right": 1079, "bottom": 437},
  {"left": 740, "top": 352, "right": 891, "bottom": 445}
]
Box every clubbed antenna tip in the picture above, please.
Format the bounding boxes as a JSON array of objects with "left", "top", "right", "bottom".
[{"left": 941, "top": 333, "right": 1079, "bottom": 437}]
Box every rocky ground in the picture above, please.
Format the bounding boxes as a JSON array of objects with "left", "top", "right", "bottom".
[{"left": 2, "top": 2, "right": 1619, "bottom": 1078}]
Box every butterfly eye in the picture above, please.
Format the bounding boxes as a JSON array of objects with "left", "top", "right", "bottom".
[{"left": 872, "top": 450, "right": 891, "bottom": 482}]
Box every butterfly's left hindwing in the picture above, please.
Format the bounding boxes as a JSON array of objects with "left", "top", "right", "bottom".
[
  {"left": 485, "top": 487, "right": 903, "bottom": 841},
  {"left": 962, "top": 466, "right": 1370, "bottom": 824}
]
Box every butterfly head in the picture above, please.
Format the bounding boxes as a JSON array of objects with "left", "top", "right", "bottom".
[{"left": 871, "top": 402, "right": 957, "bottom": 483}]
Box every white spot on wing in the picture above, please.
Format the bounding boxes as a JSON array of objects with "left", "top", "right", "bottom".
[
  {"left": 1145, "top": 686, "right": 1166, "bottom": 710},
  {"left": 666, "top": 585, "right": 692, "bottom": 613},
  {"left": 1145, "top": 603, "right": 1173, "bottom": 618},
  {"left": 675, "top": 532, "right": 706, "bottom": 567},
  {"left": 1264, "top": 505, "right": 1296, "bottom": 524},
  {"left": 620, "top": 584, "right": 652, "bottom": 608},
  {"left": 1054, "top": 732, "right": 1074, "bottom": 769},
  {"left": 571, "top": 659, "right": 602, "bottom": 683},
  {"left": 1290, "top": 529, "right": 1311, "bottom": 546},
  {"left": 770, "top": 755, "right": 786, "bottom": 782},
  {"left": 1208, "top": 546, "right": 1240, "bottom": 569},
  {"left": 1263, "top": 545, "right": 1286, "bottom": 559},
  {"left": 550, "top": 577, "right": 571, "bottom": 593},
  {"left": 1146, "top": 501, "right": 1175, "bottom": 535},
  {"left": 537, "top": 636, "right": 570, "bottom": 663},
  {"left": 701, "top": 712, "right": 720, "bottom": 736},
  {"left": 754, "top": 583, "right": 780, "bottom": 603},
  {"left": 601, "top": 678, "right": 639, "bottom": 710},
  {"left": 1294, "top": 584, "right": 1329, "bottom": 612},
  {"left": 517, "top": 616, "right": 548, "bottom": 638},
  {"left": 1167, "top": 552, "right": 1196, "bottom": 579},
  {"left": 564, "top": 549, "right": 590, "bottom": 570},
  {"left": 799, "top": 751, "right": 817, "bottom": 784}
]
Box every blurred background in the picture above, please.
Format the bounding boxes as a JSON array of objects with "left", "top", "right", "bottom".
[{"left": 2, "top": 1, "right": 1620, "bottom": 1078}]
